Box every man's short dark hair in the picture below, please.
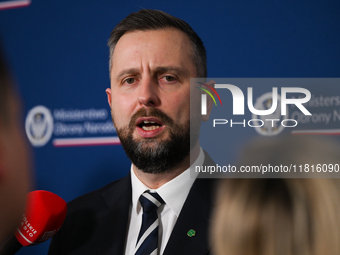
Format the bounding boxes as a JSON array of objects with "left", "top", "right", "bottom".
[{"left": 108, "top": 9, "right": 207, "bottom": 78}]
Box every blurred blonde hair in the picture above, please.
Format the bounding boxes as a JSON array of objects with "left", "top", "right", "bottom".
[{"left": 212, "top": 136, "right": 340, "bottom": 255}]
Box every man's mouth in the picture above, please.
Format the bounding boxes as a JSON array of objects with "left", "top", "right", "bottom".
[
  {"left": 136, "top": 117, "right": 165, "bottom": 136},
  {"left": 132, "top": 112, "right": 169, "bottom": 138},
  {"left": 138, "top": 120, "right": 163, "bottom": 131}
]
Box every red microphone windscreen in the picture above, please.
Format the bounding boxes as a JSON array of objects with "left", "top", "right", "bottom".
[{"left": 14, "top": 190, "right": 67, "bottom": 246}]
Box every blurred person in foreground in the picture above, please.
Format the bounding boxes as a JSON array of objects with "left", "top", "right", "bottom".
[
  {"left": 0, "top": 44, "right": 32, "bottom": 243},
  {"left": 212, "top": 136, "right": 340, "bottom": 255}
]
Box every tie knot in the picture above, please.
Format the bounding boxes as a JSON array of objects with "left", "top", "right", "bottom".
[{"left": 139, "top": 191, "right": 164, "bottom": 213}]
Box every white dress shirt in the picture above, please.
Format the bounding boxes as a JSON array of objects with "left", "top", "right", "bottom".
[{"left": 124, "top": 148, "right": 204, "bottom": 255}]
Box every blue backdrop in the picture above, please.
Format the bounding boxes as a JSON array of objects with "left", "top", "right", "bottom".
[{"left": 1, "top": 0, "right": 339, "bottom": 254}]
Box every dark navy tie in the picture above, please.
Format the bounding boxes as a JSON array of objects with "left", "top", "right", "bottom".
[{"left": 135, "top": 191, "right": 165, "bottom": 255}]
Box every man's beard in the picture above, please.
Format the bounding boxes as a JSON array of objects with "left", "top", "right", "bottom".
[{"left": 112, "top": 108, "right": 199, "bottom": 174}]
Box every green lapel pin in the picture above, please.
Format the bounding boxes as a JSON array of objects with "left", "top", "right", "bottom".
[{"left": 187, "top": 229, "right": 196, "bottom": 237}]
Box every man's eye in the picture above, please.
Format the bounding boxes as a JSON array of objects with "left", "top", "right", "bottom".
[
  {"left": 124, "top": 78, "right": 135, "bottom": 84},
  {"left": 164, "top": 76, "right": 176, "bottom": 82}
]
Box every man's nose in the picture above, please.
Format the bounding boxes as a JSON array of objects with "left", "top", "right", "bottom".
[{"left": 138, "top": 78, "right": 160, "bottom": 107}]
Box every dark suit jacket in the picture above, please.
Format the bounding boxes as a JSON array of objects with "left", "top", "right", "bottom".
[{"left": 48, "top": 152, "right": 216, "bottom": 255}]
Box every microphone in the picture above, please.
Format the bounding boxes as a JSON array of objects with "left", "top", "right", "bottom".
[{"left": 0, "top": 190, "right": 67, "bottom": 255}]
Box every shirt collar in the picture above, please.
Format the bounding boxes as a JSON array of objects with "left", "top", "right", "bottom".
[{"left": 131, "top": 147, "right": 205, "bottom": 216}]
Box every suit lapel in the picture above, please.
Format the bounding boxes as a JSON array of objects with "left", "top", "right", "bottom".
[
  {"left": 92, "top": 174, "right": 132, "bottom": 255},
  {"left": 163, "top": 151, "right": 216, "bottom": 255}
]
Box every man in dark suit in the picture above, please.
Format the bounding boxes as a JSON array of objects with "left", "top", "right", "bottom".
[{"left": 49, "top": 9, "right": 214, "bottom": 255}]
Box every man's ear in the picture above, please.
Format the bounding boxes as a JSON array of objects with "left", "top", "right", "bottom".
[
  {"left": 201, "top": 80, "right": 215, "bottom": 122},
  {"left": 105, "top": 88, "right": 112, "bottom": 108}
]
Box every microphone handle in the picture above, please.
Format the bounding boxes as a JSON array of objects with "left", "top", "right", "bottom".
[{"left": 0, "top": 236, "right": 23, "bottom": 255}]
